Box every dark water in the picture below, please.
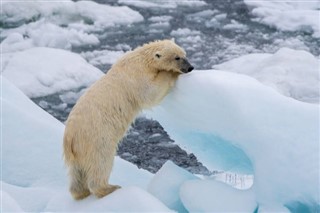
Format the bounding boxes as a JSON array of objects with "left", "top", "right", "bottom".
[{"left": 31, "top": 0, "right": 319, "bottom": 174}]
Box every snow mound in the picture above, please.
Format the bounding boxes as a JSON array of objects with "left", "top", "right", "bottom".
[
  {"left": 1, "top": 47, "right": 103, "bottom": 98},
  {"left": 1, "top": 1, "right": 143, "bottom": 52},
  {"left": 214, "top": 48, "right": 320, "bottom": 104},
  {"left": 244, "top": 0, "right": 320, "bottom": 37},
  {"left": 118, "top": 0, "right": 206, "bottom": 8},
  {"left": 147, "top": 70, "right": 319, "bottom": 211},
  {"left": 148, "top": 161, "right": 199, "bottom": 212}
]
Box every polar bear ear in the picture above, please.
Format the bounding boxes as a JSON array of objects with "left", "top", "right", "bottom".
[{"left": 155, "top": 52, "right": 161, "bottom": 58}]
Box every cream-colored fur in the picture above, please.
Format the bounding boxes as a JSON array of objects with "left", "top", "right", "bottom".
[{"left": 63, "top": 40, "right": 192, "bottom": 200}]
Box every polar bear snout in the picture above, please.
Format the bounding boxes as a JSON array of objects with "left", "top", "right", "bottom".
[
  {"left": 187, "top": 66, "right": 194, "bottom": 72},
  {"left": 181, "top": 58, "right": 194, "bottom": 73}
]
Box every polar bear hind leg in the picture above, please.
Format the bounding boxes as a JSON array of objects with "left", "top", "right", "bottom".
[{"left": 69, "top": 165, "right": 91, "bottom": 200}]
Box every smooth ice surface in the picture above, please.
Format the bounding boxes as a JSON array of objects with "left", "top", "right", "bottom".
[
  {"left": 214, "top": 48, "right": 320, "bottom": 104},
  {"left": 244, "top": 0, "right": 320, "bottom": 37},
  {"left": 1, "top": 47, "right": 103, "bottom": 98},
  {"left": 180, "top": 179, "right": 257, "bottom": 212},
  {"left": 1, "top": 77, "right": 170, "bottom": 212},
  {"left": 147, "top": 70, "right": 319, "bottom": 210},
  {"left": 148, "top": 161, "right": 199, "bottom": 212}
]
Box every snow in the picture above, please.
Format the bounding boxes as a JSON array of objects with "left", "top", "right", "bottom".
[
  {"left": 1, "top": 47, "right": 103, "bottom": 98},
  {"left": 147, "top": 70, "right": 319, "bottom": 211},
  {"left": 1, "top": 190, "right": 24, "bottom": 212},
  {"left": 214, "top": 48, "right": 320, "bottom": 104},
  {"left": 1, "top": 1, "right": 143, "bottom": 52},
  {"left": 244, "top": 0, "right": 320, "bottom": 37},
  {"left": 118, "top": 0, "right": 206, "bottom": 9},
  {"left": 45, "top": 186, "right": 173, "bottom": 212},
  {"left": 1, "top": 77, "right": 171, "bottom": 212}
]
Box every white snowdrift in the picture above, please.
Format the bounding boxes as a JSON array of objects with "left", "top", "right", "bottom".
[
  {"left": 214, "top": 48, "right": 320, "bottom": 104},
  {"left": 147, "top": 70, "right": 319, "bottom": 211},
  {"left": 1, "top": 77, "right": 171, "bottom": 212},
  {"left": 244, "top": 0, "right": 320, "bottom": 37},
  {"left": 1, "top": 1, "right": 143, "bottom": 52},
  {"left": 1, "top": 47, "right": 103, "bottom": 98}
]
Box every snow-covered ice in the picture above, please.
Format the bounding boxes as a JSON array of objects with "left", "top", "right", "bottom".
[
  {"left": 147, "top": 70, "right": 319, "bottom": 211},
  {"left": 244, "top": 0, "right": 320, "bottom": 37},
  {"left": 1, "top": 1, "right": 143, "bottom": 52},
  {"left": 1, "top": 1, "right": 143, "bottom": 29},
  {"left": 1, "top": 47, "right": 103, "bottom": 98},
  {"left": 1, "top": 21, "right": 100, "bottom": 52},
  {"left": 214, "top": 48, "right": 320, "bottom": 104}
]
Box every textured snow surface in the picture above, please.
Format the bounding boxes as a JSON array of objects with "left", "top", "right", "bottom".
[
  {"left": 244, "top": 0, "right": 320, "bottom": 37},
  {"left": 147, "top": 70, "right": 319, "bottom": 211},
  {"left": 1, "top": 47, "right": 103, "bottom": 98},
  {"left": 214, "top": 48, "right": 320, "bottom": 104}
]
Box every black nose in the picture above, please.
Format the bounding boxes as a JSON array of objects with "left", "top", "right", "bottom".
[{"left": 188, "top": 66, "right": 194, "bottom": 72}]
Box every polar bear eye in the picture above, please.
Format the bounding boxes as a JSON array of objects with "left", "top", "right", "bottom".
[
  {"left": 175, "top": 57, "right": 180, "bottom": 61},
  {"left": 155, "top": 53, "right": 161, "bottom": 58}
]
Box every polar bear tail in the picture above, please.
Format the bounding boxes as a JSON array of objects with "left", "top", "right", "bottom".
[{"left": 63, "top": 132, "right": 75, "bottom": 164}]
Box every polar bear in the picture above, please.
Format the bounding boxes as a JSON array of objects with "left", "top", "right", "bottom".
[{"left": 63, "top": 40, "right": 194, "bottom": 200}]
